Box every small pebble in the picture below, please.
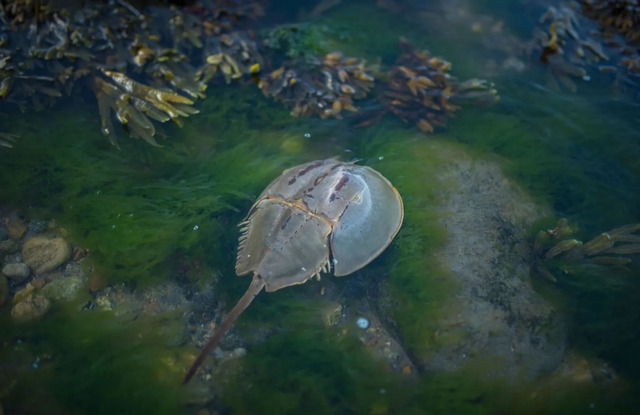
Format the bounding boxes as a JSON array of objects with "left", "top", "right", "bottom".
[
  {"left": 2, "top": 262, "right": 31, "bottom": 281},
  {"left": 356, "top": 317, "right": 369, "bottom": 329}
]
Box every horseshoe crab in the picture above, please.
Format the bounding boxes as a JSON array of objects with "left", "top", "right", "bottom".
[{"left": 183, "top": 159, "right": 403, "bottom": 383}]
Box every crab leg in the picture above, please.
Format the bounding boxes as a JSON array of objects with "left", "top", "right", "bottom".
[{"left": 183, "top": 272, "right": 265, "bottom": 384}]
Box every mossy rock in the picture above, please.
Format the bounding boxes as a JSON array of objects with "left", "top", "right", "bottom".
[{"left": 40, "top": 276, "right": 85, "bottom": 302}]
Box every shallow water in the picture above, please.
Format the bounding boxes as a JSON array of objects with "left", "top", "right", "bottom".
[{"left": 1, "top": 1, "right": 640, "bottom": 414}]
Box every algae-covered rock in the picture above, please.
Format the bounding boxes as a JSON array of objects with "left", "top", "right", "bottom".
[
  {"left": 22, "top": 236, "right": 72, "bottom": 274},
  {"left": 41, "top": 276, "right": 85, "bottom": 302},
  {"left": 426, "top": 149, "right": 564, "bottom": 378},
  {"left": 11, "top": 294, "right": 51, "bottom": 321},
  {"left": 370, "top": 136, "right": 565, "bottom": 381}
]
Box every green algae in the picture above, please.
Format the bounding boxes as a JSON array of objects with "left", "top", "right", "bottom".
[
  {"left": 222, "top": 326, "right": 605, "bottom": 415},
  {"left": 449, "top": 82, "right": 640, "bottom": 234},
  {"left": 0, "top": 86, "right": 305, "bottom": 285},
  {"left": 219, "top": 328, "right": 395, "bottom": 415},
  {"left": 352, "top": 127, "right": 460, "bottom": 358},
  {"left": 262, "top": 23, "right": 348, "bottom": 62},
  {"left": 305, "top": 0, "right": 421, "bottom": 63},
  {"left": 0, "top": 300, "right": 183, "bottom": 415}
]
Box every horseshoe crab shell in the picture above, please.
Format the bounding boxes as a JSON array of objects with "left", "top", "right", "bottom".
[
  {"left": 236, "top": 159, "right": 404, "bottom": 291},
  {"left": 184, "top": 159, "right": 402, "bottom": 383}
]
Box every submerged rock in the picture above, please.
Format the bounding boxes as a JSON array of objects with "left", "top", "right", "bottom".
[
  {"left": 426, "top": 149, "right": 564, "bottom": 379},
  {"left": 0, "top": 239, "right": 19, "bottom": 254},
  {"left": 6, "top": 217, "right": 27, "bottom": 241},
  {"left": 22, "top": 236, "right": 72, "bottom": 275},
  {"left": 41, "top": 276, "right": 85, "bottom": 302},
  {"left": 1, "top": 262, "right": 31, "bottom": 281},
  {"left": 11, "top": 294, "right": 51, "bottom": 321}
]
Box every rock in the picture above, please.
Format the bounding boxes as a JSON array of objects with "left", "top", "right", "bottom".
[
  {"left": 6, "top": 218, "right": 27, "bottom": 240},
  {"left": 0, "top": 239, "right": 19, "bottom": 254},
  {"left": 0, "top": 274, "right": 9, "bottom": 307},
  {"left": 1, "top": 262, "right": 31, "bottom": 281},
  {"left": 11, "top": 294, "right": 51, "bottom": 321},
  {"left": 22, "top": 236, "right": 72, "bottom": 275},
  {"left": 88, "top": 272, "right": 108, "bottom": 292},
  {"left": 27, "top": 220, "right": 48, "bottom": 234},
  {"left": 41, "top": 276, "right": 84, "bottom": 302},
  {"left": 13, "top": 283, "right": 35, "bottom": 303},
  {"left": 31, "top": 277, "right": 47, "bottom": 289},
  {"left": 320, "top": 301, "right": 343, "bottom": 327},
  {"left": 423, "top": 150, "right": 564, "bottom": 379}
]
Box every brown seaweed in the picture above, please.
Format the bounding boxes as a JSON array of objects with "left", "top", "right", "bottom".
[
  {"left": 258, "top": 51, "right": 374, "bottom": 119},
  {"left": 92, "top": 70, "right": 198, "bottom": 147},
  {"left": 532, "top": 219, "right": 640, "bottom": 282},
  {"left": 361, "top": 38, "right": 498, "bottom": 133}
]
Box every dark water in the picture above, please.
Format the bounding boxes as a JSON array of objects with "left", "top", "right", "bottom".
[{"left": 1, "top": 1, "right": 640, "bottom": 414}]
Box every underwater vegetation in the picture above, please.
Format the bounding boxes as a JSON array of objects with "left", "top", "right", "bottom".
[
  {"left": 258, "top": 52, "right": 375, "bottom": 119},
  {"left": 532, "top": 218, "right": 640, "bottom": 282},
  {"left": 0, "top": 0, "right": 263, "bottom": 146},
  {"left": 0, "top": 298, "right": 184, "bottom": 415},
  {"left": 532, "top": 0, "right": 640, "bottom": 93},
  {"left": 0, "top": 85, "right": 303, "bottom": 285},
  {"left": 261, "top": 23, "right": 341, "bottom": 61},
  {"left": 358, "top": 38, "right": 499, "bottom": 133},
  {"left": 0, "top": 0, "right": 499, "bottom": 148}
]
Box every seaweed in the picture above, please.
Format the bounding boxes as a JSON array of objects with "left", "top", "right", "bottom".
[
  {"left": 0, "top": 300, "right": 183, "bottom": 415},
  {"left": 0, "top": 87, "right": 298, "bottom": 284}
]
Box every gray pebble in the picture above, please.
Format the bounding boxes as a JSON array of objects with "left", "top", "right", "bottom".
[{"left": 2, "top": 262, "right": 31, "bottom": 281}]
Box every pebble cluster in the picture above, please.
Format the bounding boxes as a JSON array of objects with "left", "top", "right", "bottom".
[{"left": 0, "top": 212, "right": 87, "bottom": 320}]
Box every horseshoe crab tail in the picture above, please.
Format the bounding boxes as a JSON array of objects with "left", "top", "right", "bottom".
[{"left": 183, "top": 273, "right": 265, "bottom": 384}]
